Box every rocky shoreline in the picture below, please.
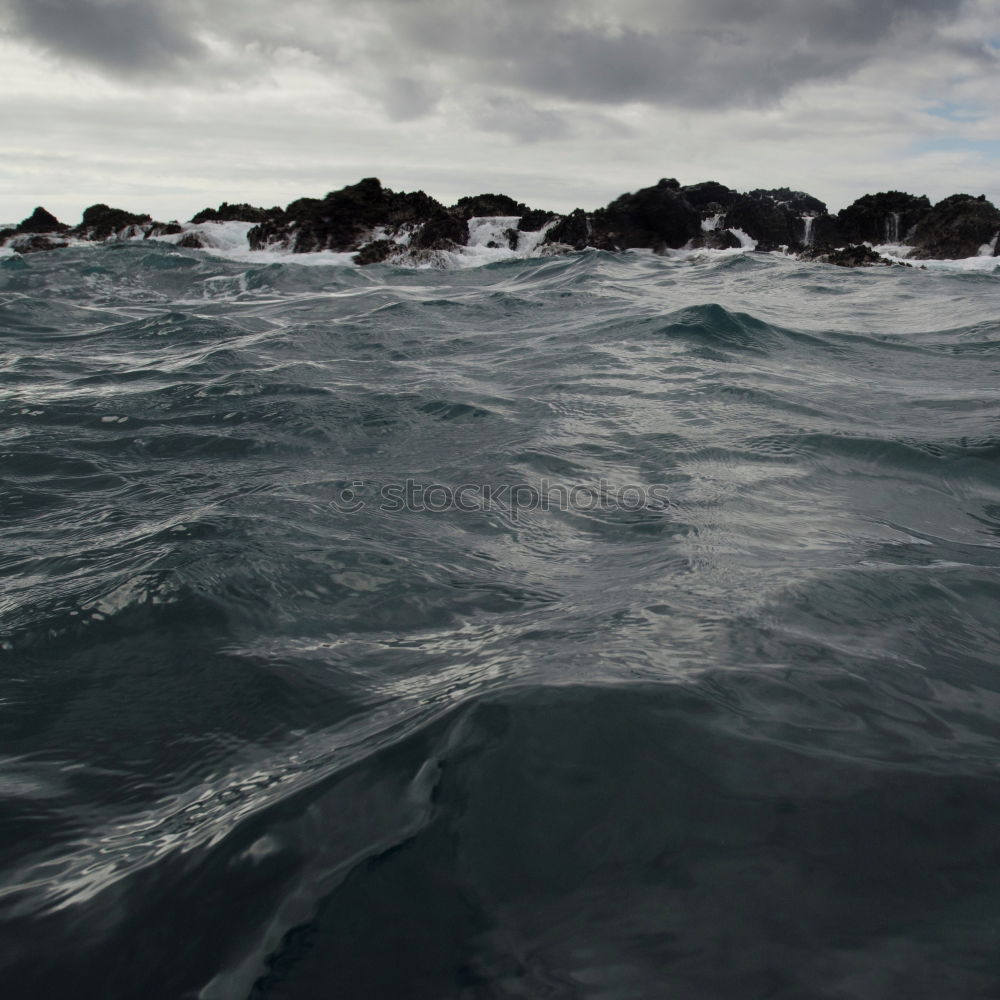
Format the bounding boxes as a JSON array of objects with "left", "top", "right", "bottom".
[{"left": 3, "top": 177, "right": 1000, "bottom": 268}]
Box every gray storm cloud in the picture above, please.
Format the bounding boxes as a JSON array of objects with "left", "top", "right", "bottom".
[
  {"left": 0, "top": 0, "right": 981, "bottom": 109},
  {"left": 383, "top": 0, "right": 974, "bottom": 107},
  {"left": 2, "top": 0, "right": 203, "bottom": 74}
]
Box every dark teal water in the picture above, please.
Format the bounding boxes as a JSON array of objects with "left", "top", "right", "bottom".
[{"left": 3, "top": 242, "right": 1000, "bottom": 998}]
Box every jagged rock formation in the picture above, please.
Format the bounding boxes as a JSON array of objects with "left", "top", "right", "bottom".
[
  {"left": 3, "top": 177, "right": 1000, "bottom": 269},
  {"left": 448, "top": 194, "right": 554, "bottom": 234},
  {"left": 451, "top": 194, "right": 527, "bottom": 219},
  {"left": 518, "top": 209, "right": 553, "bottom": 232},
  {"left": 353, "top": 239, "right": 399, "bottom": 265},
  {"left": 748, "top": 188, "right": 827, "bottom": 216},
  {"left": 680, "top": 181, "right": 741, "bottom": 214},
  {"left": 15, "top": 207, "right": 68, "bottom": 234},
  {"left": 907, "top": 194, "right": 1000, "bottom": 260},
  {"left": 247, "top": 178, "right": 468, "bottom": 254},
  {"left": 544, "top": 209, "right": 591, "bottom": 250},
  {"left": 592, "top": 179, "right": 702, "bottom": 251},
  {"left": 73, "top": 204, "right": 153, "bottom": 240},
  {"left": 726, "top": 195, "right": 801, "bottom": 246},
  {"left": 190, "top": 202, "right": 282, "bottom": 225},
  {"left": 837, "top": 192, "right": 931, "bottom": 245},
  {"left": 1, "top": 203, "right": 179, "bottom": 251},
  {"left": 799, "top": 244, "right": 906, "bottom": 268},
  {"left": 810, "top": 214, "right": 844, "bottom": 248},
  {"left": 722, "top": 189, "right": 831, "bottom": 249},
  {"left": 0, "top": 207, "right": 68, "bottom": 247},
  {"left": 7, "top": 234, "right": 70, "bottom": 254},
  {"left": 0, "top": 207, "right": 68, "bottom": 252},
  {"left": 545, "top": 179, "right": 701, "bottom": 252}
]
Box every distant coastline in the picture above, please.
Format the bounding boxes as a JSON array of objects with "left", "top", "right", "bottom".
[{"left": 3, "top": 176, "right": 1000, "bottom": 269}]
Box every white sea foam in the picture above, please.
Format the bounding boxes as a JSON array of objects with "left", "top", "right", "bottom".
[
  {"left": 154, "top": 221, "right": 357, "bottom": 267},
  {"left": 872, "top": 244, "right": 1000, "bottom": 272},
  {"left": 437, "top": 217, "right": 560, "bottom": 269},
  {"left": 148, "top": 217, "right": 560, "bottom": 270}
]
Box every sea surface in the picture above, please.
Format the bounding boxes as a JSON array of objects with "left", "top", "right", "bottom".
[{"left": 3, "top": 240, "right": 1000, "bottom": 999}]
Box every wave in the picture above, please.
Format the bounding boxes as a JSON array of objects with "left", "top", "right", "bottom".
[
  {"left": 5, "top": 238, "right": 1000, "bottom": 997},
  {"left": 7, "top": 679, "right": 1000, "bottom": 998}
]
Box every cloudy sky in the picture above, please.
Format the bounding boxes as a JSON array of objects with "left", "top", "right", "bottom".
[{"left": 1, "top": 0, "right": 999, "bottom": 224}]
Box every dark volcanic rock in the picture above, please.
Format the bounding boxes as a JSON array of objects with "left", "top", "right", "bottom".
[
  {"left": 177, "top": 233, "right": 205, "bottom": 249},
  {"left": 518, "top": 208, "right": 554, "bottom": 232},
  {"left": 800, "top": 243, "right": 901, "bottom": 268},
  {"left": 248, "top": 178, "right": 468, "bottom": 254},
  {"left": 451, "top": 194, "right": 528, "bottom": 219},
  {"left": 725, "top": 195, "right": 800, "bottom": 246},
  {"left": 353, "top": 240, "right": 399, "bottom": 266},
  {"left": 680, "top": 181, "right": 740, "bottom": 213},
  {"left": 74, "top": 204, "right": 153, "bottom": 241},
  {"left": 747, "top": 188, "right": 827, "bottom": 216},
  {"left": 907, "top": 194, "right": 1000, "bottom": 260},
  {"left": 147, "top": 222, "right": 184, "bottom": 238},
  {"left": 14, "top": 206, "right": 68, "bottom": 235},
  {"left": 11, "top": 234, "right": 69, "bottom": 254},
  {"left": 589, "top": 178, "right": 702, "bottom": 251},
  {"left": 838, "top": 191, "right": 931, "bottom": 245},
  {"left": 190, "top": 202, "right": 282, "bottom": 225},
  {"left": 543, "top": 209, "right": 591, "bottom": 250},
  {"left": 809, "top": 214, "right": 844, "bottom": 248},
  {"left": 411, "top": 209, "right": 469, "bottom": 250}
]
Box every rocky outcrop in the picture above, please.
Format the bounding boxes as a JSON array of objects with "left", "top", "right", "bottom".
[
  {"left": 907, "top": 194, "right": 1000, "bottom": 260},
  {"left": 680, "top": 181, "right": 740, "bottom": 215},
  {"left": 584, "top": 179, "right": 702, "bottom": 252},
  {"left": 353, "top": 240, "right": 398, "bottom": 266},
  {"left": 516, "top": 209, "right": 551, "bottom": 232},
  {"left": 9, "top": 234, "right": 70, "bottom": 254},
  {"left": 808, "top": 214, "right": 844, "bottom": 248},
  {"left": 543, "top": 209, "right": 591, "bottom": 250},
  {"left": 247, "top": 178, "right": 468, "bottom": 254},
  {"left": 4, "top": 177, "right": 999, "bottom": 269},
  {"left": 12, "top": 206, "right": 69, "bottom": 235},
  {"left": 0, "top": 208, "right": 69, "bottom": 252},
  {"left": 138, "top": 222, "right": 183, "bottom": 239},
  {"left": 190, "top": 202, "right": 282, "bottom": 225},
  {"left": 837, "top": 192, "right": 931, "bottom": 245},
  {"left": 451, "top": 194, "right": 529, "bottom": 219},
  {"left": 747, "top": 188, "right": 827, "bottom": 216},
  {"left": 799, "top": 244, "right": 905, "bottom": 268},
  {"left": 724, "top": 194, "right": 800, "bottom": 246},
  {"left": 408, "top": 191, "right": 553, "bottom": 238},
  {"left": 411, "top": 208, "right": 468, "bottom": 250},
  {"left": 73, "top": 204, "right": 153, "bottom": 241}
]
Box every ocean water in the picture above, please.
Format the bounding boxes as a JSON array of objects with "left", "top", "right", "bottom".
[{"left": 2, "top": 240, "right": 1000, "bottom": 999}]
